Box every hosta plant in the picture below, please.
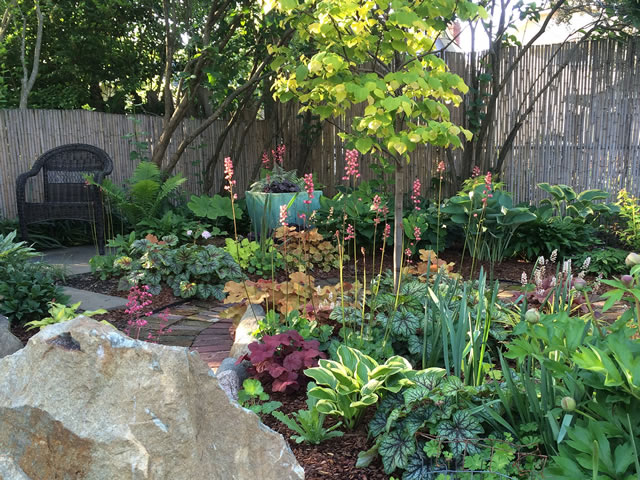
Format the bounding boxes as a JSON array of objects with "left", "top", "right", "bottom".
[
  {"left": 272, "top": 383, "right": 344, "bottom": 444},
  {"left": 0, "top": 230, "right": 68, "bottom": 323},
  {"left": 24, "top": 301, "right": 107, "bottom": 331},
  {"left": 304, "top": 345, "right": 413, "bottom": 429},
  {"left": 114, "top": 234, "right": 244, "bottom": 300},
  {"left": 240, "top": 330, "right": 326, "bottom": 392}
]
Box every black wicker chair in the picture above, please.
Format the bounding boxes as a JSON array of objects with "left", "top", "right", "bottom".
[{"left": 16, "top": 144, "right": 113, "bottom": 255}]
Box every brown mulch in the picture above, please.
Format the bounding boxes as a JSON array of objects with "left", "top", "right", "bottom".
[
  {"left": 262, "top": 389, "right": 389, "bottom": 480},
  {"left": 58, "top": 273, "right": 124, "bottom": 298},
  {"left": 438, "top": 247, "right": 535, "bottom": 284}
]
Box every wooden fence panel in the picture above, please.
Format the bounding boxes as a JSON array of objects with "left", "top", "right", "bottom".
[{"left": 1, "top": 38, "right": 639, "bottom": 220}]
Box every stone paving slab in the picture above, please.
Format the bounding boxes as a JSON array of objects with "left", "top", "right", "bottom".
[{"left": 63, "top": 286, "right": 127, "bottom": 311}]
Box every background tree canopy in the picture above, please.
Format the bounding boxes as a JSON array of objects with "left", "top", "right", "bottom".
[{"left": 0, "top": 0, "right": 167, "bottom": 112}]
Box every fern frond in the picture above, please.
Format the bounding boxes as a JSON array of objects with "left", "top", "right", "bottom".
[{"left": 129, "top": 161, "right": 161, "bottom": 185}]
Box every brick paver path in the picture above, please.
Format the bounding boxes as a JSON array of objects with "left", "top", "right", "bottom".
[{"left": 138, "top": 302, "right": 234, "bottom": 370}]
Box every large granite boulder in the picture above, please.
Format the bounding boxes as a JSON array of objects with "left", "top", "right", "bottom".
[
  {"left": 0, "top": 315, "right": 23, "bottom": 359},
  {"left": 0, "top": 317, "right": 304, "bottom": 480}
]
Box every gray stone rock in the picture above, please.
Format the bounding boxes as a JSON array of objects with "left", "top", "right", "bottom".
[
  {"left": 216, "top": 369, "right": 241, "bottom": 402},
  {"left": 229, "top": 304, "right": 265, "bottom": 359},
  {"left": 0, "top": 315, "right": 9, "bottom": 330},
  {"left": 0, "top": 323, "right": 23, "bottom": 359},
  {"left": 0, "top": 317, "right": 304, "bottom": 480},
  {"left": 217, "top": 356, "right": 249, "bottom": 382},
  {"left": 0, "top": 454, "right": 31, "bottom": 480}
]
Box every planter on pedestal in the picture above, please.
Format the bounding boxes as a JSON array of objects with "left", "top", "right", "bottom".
[{"left": 245, "top": 190, "right": 323, "bottom": 236}]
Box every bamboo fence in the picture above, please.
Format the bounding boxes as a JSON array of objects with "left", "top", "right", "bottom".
[{"left": 0, "top": 38, "right": 638, "bottom": 220}]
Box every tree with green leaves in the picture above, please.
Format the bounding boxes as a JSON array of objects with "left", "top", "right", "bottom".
[
  {"left": 0, "top": 0, "right": 164, "bottom": 111},
  {"left": 270, "top": 0, "right": 484, "bottom": 285},
  {"left": 150, "top": 0, "right": 294, "bottom": 194},
  {"left": 454, "top": 0, "right": 638, "bottom": 184}
]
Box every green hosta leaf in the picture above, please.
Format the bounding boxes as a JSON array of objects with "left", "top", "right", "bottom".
[
  {"left": 356, "top": 444, "right": 378, "bottom": 468},
  {"left": 379, "top": 430, "right": 416, "bottom": 474},
  {"left": 305, "top": 367, "right": 339, "bottom": 389},
  {"left": 436, "top": 410, "right": 483, "bottom": 458},
  {"left": 391, "top": 310, "right": 420, "bottom": 338}
]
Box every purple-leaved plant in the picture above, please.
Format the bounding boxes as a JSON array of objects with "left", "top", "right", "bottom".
[{"left": 239, "top": 330, "right": 325, "bottom": 392}]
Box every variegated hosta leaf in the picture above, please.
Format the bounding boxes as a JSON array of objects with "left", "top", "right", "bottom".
[
  {"left": 435, "top": 410, "right": 483, "bottom": 458},
  {"left": 379, "top": 430, "right": 416, "bottom": 474}
]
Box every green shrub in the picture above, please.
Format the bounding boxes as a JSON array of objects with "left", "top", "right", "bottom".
[
  {"left": 573, "top": 247, "right": 628, "bottom": 277},
  {"left": 0, "top": 231, "right": 68, "bottom": 323},
  {"left": 510, "top": 184, "right": 618, "bottom": 260},
  {"left": 114, "top": 234, "right": 245, "bottom": 300},
  {"left": 616, "top": 189, "right": 640, "bottom": 249},
  {"left": 224, "top": 237, "right": 284, "bottom": 276}
]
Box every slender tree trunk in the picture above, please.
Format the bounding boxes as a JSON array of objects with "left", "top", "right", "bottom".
[
  {"left": 19, "top": 0, "right": 43, "bottom": 110},
  {"left": 162, "top": 0, "right": 175, "bottom": 127},
  {"left": 0, "top": 0, "right": 17, "bottom": 43},
  {"left": 393, "top": 163, "right": 404, "bottom": 291}
]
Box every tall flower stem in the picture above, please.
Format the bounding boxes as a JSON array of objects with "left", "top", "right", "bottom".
[
  {"left": 225, "top": 157, "right": 256, "bottom": 319},
  {"left": 436, "top": 176, "right": 443, "bottom": 253}
]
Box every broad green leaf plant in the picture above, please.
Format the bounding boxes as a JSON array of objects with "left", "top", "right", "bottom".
[
  {"left": 270, "top": 0, "right": 485, "bottom": 287},
  {"left": 304, "top": 344, "right": 413, "bottom": 429}
]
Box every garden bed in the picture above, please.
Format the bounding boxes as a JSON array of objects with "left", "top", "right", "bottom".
[{"left": 263, "top": 390, "right": 388, "bottom": 480}]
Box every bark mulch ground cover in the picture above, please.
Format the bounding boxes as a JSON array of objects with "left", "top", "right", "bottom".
[{"left": 263, "top": 390, "right": 388, "bottom": 480}]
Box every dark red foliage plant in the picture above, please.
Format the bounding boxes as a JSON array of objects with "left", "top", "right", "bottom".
[{"left": 239, "top": 330, "right": 326, "bottom": 392}]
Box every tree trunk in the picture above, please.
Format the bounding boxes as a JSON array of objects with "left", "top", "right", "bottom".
[
  {"left": 393, "top": 163, "right": 404, "bottom": 291},
  {"left": 18, "top": 0, "right": 43, "bottom": 110}
]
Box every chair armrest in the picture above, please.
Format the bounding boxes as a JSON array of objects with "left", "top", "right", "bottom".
[{"left": 16, "top": 170, "right": 39, "bottom": 204}]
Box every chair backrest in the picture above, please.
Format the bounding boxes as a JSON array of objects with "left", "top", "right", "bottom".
[{"left": 39, "top": 144, "right": 113, "bottom": 203}]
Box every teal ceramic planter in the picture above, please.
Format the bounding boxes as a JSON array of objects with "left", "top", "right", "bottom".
[{"left": 245, "top": 190, "right": 323, "bottom": 236}]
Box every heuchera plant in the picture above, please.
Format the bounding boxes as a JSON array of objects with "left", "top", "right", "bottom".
[{"left": 240, "top": 330, "right": 326, "bottom": 392}]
